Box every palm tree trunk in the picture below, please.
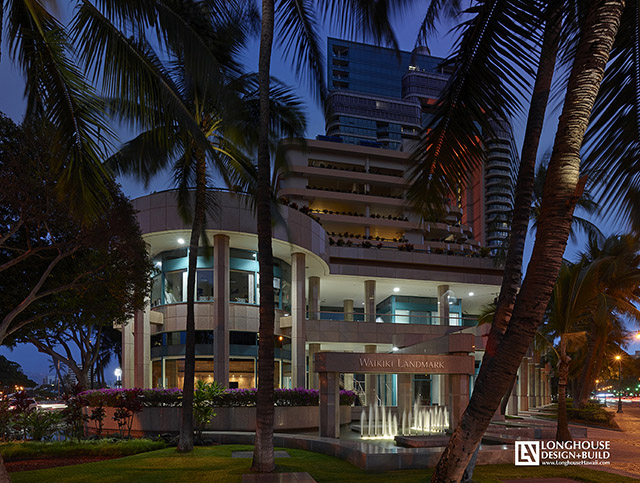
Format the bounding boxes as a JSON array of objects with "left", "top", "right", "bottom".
[
  {"left": 178, "top": 156, "right": 207, "bottom": 452},
  {"left": 480, "top": 7, "right": 561, "bottom": 374},
  {"left": 432, "top": 2, "right": 624, "bottom": 481},
  {"left": 252, "top": 0, "right": 276, "bottom": 473},
  {"left": 556, "top": 338, "right": 572, "bottom": 441},
  {"left": 574, "top": 335, "right": 597, "bottom": 407}
]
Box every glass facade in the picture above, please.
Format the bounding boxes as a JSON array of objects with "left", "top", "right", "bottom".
[
  {"left": 150, "top": 331, "right": 292, "bottom": 389},
  {"left": 150, "top": 248, "right": 291, "bottom": 310}
]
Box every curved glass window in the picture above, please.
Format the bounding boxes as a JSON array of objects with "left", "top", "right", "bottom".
[{"left": 150, "top": 247, "right": 291, "bottom": 309}]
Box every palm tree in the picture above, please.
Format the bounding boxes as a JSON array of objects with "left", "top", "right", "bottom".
[
  {"left": 1, "top": 0, "right": 112, "bottom": 219},
  {"left": 430, "top": 1, "right": 625, "bottom": 480},
  {"left": 252, "top": 1, "right": 405, "bottom": 471},
  {"left": 544, "top": 263, "right": 588, "bottom": 441},
  {"left": 582, "top": 1, "right": 640, "bottom": 233},
  {"left": 571, "top": 235, "right": 640, "bottom": 407},
  {"left": 530, "top": 163, "right": 602, "bottom": 242},
  {"left": 110, "top": 7, "right": 306, "bottom": 452}
]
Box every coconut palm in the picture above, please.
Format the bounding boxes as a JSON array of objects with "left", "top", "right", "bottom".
[
  {"left": 108, "top": 5, "right": 305, "bottom": 452},
  {"left": 252, "top": 1, "right": 408, "bottom": 471},
  {"left": 425, "top": 1, "right": 626, "bottom": 479},
  {"left": 583, "top": 1, "right": 640, "bottom": 233},
  {"left": 570, "top": 235, "right": 640, "bottom": 407},
  {"left": 1, "top": 0, "right": 112, "bottom": 219},
  {"left": 530, "top": 163, "right": 602, "bottom": 242}
]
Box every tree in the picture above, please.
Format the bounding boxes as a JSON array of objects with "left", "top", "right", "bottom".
[
  {"left": 0, "top": 356, "right": 36, "bottom": 391},
  {"left": 0, "top": 114, "right": 152, "bottom": 347},
  {"left": 430, "top": 1, "right": 625, "bottom": 480},
  {"left": 108, "top": 2, "right": 305, "bottom": 452},
  {"left": 252, "top": 0, "right": 405, "bottom": 471},
  {"left": 1, "top": 0, "right": 113, "bottom": 218}
]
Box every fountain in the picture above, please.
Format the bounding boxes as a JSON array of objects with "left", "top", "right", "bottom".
[{"left": 357, "top": 400, "right": 450, "bottom": 439}]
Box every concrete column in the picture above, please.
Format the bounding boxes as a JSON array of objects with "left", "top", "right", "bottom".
[
  {"left": 213, "top": 234, "right": 230, "bottom": 387},
  {"left": 343, "top": 299, "right": 354, "bottom": 321},
  {"left": 364, "top": 344, "right": 377, "bottom": 405},
  {"left": 133, "top": 307, "right": 150, "bottom": 388},
  {"left": 308, "top": 276, "right": 320, "bottom": 319},
  {"left": 507, "top": 378, "right": 518, "bottom": 415},
  {"left": 437, "top": 285, "right": 450, "bottom": 325},
  {"left": 535, "top": 366, "right": 542, "bottom": 407},
  {"left": 520, "top": 358, "right": 529, "bottom": 412},
  {"left": 364, "top": 280, "right": 376, "bottom": 323},
  {"left": 122, "top": 319, "right": 135, "bottom": 388},
  {"left": 319, "top": 372, "right": 340, "bottom": 438},
  {"left": 397, "top": 374, "right": 412, "bottom": 417},
  {"left": 449, "top": 374, "right": 470, "bottom": 427},
  {"left": 291, "top": 252, "right": 306, "bottom": 388},
  {"left": 528, "top": 361, "right": 536, "bottom": 408},
  {"left": 308, "top": 343, "right": 321, "bottom": 390}
]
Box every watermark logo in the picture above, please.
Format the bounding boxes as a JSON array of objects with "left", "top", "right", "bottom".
[
  {"left": 515, "top": 441, "right": 540, "bottom": 466},
  {"left": 514, "top": 440, "right": 611, "bottom": 467}
]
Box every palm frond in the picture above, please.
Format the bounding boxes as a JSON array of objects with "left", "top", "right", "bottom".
[
  {"left": 274, "top": 0, "right": 326, "bottom": 104},
  {"left": 406, "top": 0, "right": 539, "bottom": 218}
]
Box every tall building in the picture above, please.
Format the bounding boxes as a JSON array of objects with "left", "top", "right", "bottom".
[
  {"left": 325, "top": 37, "right": 518, "bottom": 250},
  {"left": 119, "top": 39, "right": 549, "bottom": 423}
]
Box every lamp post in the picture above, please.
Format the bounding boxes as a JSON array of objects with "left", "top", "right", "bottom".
[
  {"left": 615, "top": 355, "right": 623, "bottom": 413},
  {"left": 114, "top": 367, "right": 122, "bottom": 388}
]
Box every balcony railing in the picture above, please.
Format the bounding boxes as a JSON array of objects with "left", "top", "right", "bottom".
[{"left": 306, "top": 311, "right": 477, "bottom": 327}]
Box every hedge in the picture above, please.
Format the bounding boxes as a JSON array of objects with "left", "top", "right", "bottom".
[{"left": 79, "top": 388, "right": 356, "bottom": 408}]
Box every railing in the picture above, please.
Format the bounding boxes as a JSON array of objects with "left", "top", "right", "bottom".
[{"left": 306, "top": 310, "right": 477, "bottom": 327}]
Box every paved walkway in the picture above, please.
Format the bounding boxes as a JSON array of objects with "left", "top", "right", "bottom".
[{"left": 583, "top": 403, "right": 640, "bottom": 480}]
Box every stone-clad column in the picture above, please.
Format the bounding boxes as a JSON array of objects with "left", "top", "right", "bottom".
[
  {"left": 364, "top": 280, "right": 376, "bottom": 323},
  {"left": 122, "top": 318, "right": 135, "bottom": 388},
  {"left": 520, "top": 358, "right": 529, "bottom": 412},
  {"left": 308, "top": 276, "right": 320, "bottom": 319},
  {"left": 291, "top": 252, "right": 306, "bottom": 388},
  {"left": 319, "top": 372, "right": 340, "bottom": 438},
  {"left": 535, "top": 365, "right": 542, "bottom": 407},
  {"left": 308, "top": 343, "right": 321, "bottom": 390},
  {"left": 449, "top": 374, "right": 470, "bottom": 427},
  {"left": 213, "top": 234, "right": 230, "bottom": 387},
  {"left": 529, "top": 361, "right": 536, "bottom": 408},
  {"left": 397, "top": 374, "right": 412, "bottom": 419},
  {"left": 364, "top": 344, "right": 377, "bottom": 406},
  {"left": 343, "top": 299, "right": 354, "bottom": 321},
  {"left": 438, "top": 285, "right": 450, "bottom": 325},
  {"left": 133, "top": 307, "right": 150, "bottom": 388}
]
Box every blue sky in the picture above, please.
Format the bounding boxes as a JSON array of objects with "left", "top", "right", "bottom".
[{"left": 0, "top": 4, "right": 637, "bottom": 382}]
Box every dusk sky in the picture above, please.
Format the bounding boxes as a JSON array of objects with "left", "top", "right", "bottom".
[{"left": 0, "top": 4, "right": 636, "bottom": 383}]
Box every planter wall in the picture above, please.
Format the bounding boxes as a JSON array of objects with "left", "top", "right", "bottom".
[{"left": 84, "top": 406, "right": 351, "bottom": 437}]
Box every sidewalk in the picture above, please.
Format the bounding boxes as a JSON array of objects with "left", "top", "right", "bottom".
[{"left": 580, "top": 404, "right": 640, "bottom": 480}]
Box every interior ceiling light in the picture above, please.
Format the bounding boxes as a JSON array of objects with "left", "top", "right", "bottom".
[
  {"left": 468, "top": 292, "right": 474, "bottom": 297},
  {"left": 393, "top": 287, "right": 400, "bottom": 292},
  {"left": 177, "top": 238, "right": 185, "bottom": 245}
]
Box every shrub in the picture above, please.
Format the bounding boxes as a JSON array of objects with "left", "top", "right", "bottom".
[
  {"left": 22, "top": 409, "right": 61, "bottom": 441},
  {"left": 340, "top": 390, "right": 356, "bottom": 406},
  {"left": 61, "top": 386, "right": 88, "bottom": 441},
  {"left": 193, "top": 380, "right": 224, "bottom": 439}
]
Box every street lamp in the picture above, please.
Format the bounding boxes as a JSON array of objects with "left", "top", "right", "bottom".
[
  {"left": 114, "top": 367, "right": 122, "bottom": 388},
  {"left": 615, "top": 355, "right": 623, "bottom": 413}
]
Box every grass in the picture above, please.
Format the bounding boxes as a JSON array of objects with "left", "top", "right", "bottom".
[
  {"left": 0, "top": 439, "right": 167, "bottom": 462},
  {"left": 8, "top": 444, "right": 635, "bottom": 483}
]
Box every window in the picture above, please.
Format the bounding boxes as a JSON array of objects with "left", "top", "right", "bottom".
[
  {"left": 230, "top": 270, "right": 255, "bottom": 303},
  {"left": 151, "top": 274, "right": 162, "bottom": 307},
  {"left": 197, "top": 270, "right": 213, "bottom": 301},
  {"left": 195, "top": 331, "right": 214, "bottom": 345},
  {"left": 164, "top": 270, "right": 185, "bottom": 303},
  {"left": 229, "top": 359, "right": 255, "bottom": 389},
  {"left": 449, "top": 313, "right": 461, "bottom": 326},
  {"left": 151, "top": 334, "right": 163, "bottom": 347}
]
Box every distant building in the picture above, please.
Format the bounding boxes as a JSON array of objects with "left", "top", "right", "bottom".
[{"left": 325, "top": 37, "right": 519, "bottom": 250}]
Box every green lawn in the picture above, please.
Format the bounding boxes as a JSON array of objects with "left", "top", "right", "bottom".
[
  {"left": 9, "top": 444, "right": 636, "bottom": 483},
  {"left": 0, "top": 439, "right": 167, "bottom": 461}
]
